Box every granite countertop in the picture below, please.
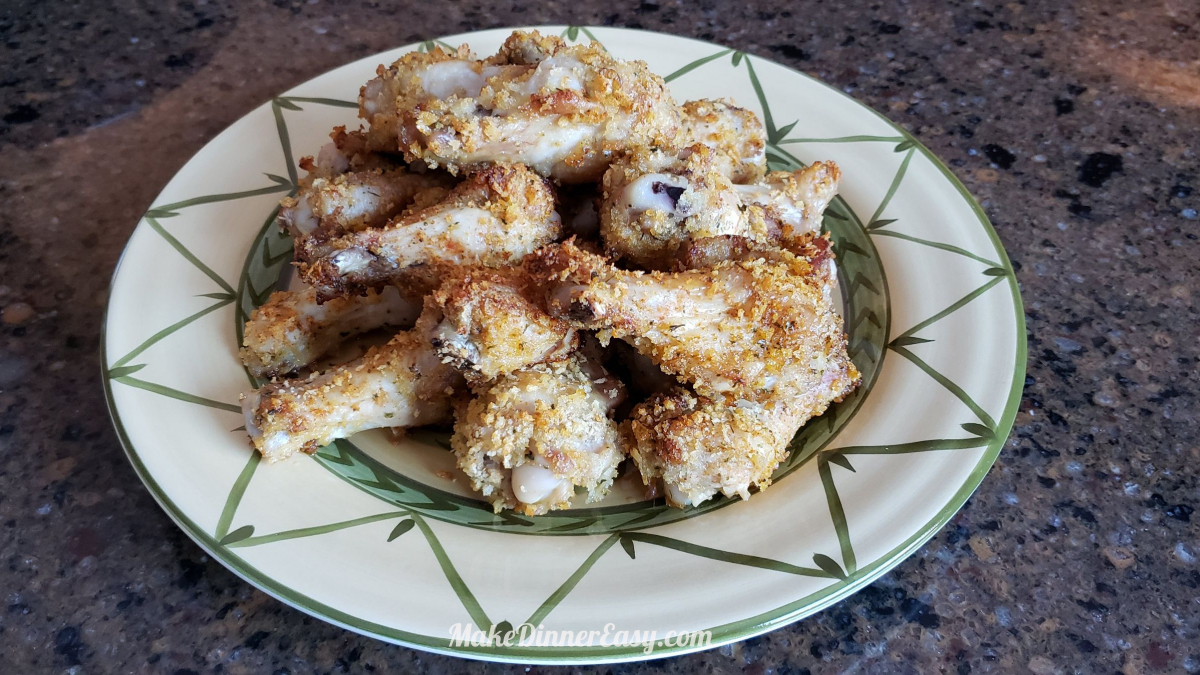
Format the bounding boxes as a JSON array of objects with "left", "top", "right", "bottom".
[{"left": 1, "top": 0, "right": 1197, "bottom": 672}]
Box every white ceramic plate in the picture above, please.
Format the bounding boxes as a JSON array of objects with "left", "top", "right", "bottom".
[{"left": 103, "top": 26, "right": 1025, "bottom": 664}]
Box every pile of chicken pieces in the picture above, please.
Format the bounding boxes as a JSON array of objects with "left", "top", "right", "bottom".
[{"left": 239, "top": 30, "right": 860, "bottom": 514}]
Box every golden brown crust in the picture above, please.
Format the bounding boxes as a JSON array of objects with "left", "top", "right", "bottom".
[
  {"left": 625, "top": 389, "right": 785, "bottom": 506},
  {"left": 534, "top": 237, "right": 859, "bottom": 403},
  {"left": 240, "top": 286, "right": 420, "bottom": 378},
  {"left": 599, "top": 145, "right": 763, "bottom": 269},
  {"left": 671, "top": 230, "right": 833, "bottom": 271},
  {"left": 680, "top": 98, "right": 767, "bottom": 183},
  {"left": 360, "top": 30, "right": 682, "bottom": 182},
  {"left": 294, "top": 163, "right": 559, "bottom": 300},
  {"left": 426, "top": 263, "right": 578, "bottom": 383},
  {"left": 280, "top": 166, "right": 457, "bottom": 244},
  {"left": 451, "top": 355, "right": 627, "bottom": 515},
  {"left": 242, "top": 328, "right": 465, "bottom": 462},
  {"left": 598, "top": 147, "right": 840, "bottom": 269},
  {"left": 748, "top": 161, "right": 841, "bottom": 243}
]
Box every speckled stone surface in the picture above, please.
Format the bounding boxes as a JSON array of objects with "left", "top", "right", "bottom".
[{"left": 1, "top": 0, "right": 1198, "bottom": 672}]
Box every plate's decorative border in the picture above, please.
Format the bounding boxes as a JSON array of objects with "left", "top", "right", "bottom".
[{"left": 102, "top": 26, "right": 1026, "bottom": 663}]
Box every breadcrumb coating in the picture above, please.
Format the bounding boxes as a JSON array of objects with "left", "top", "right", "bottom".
[
  {"left": 626, "top": 354, "right": 856, "bottom": 507},
  {"left": 733, "top": 161, "right": 841, "bottom": 246},
  {"left": 599, "top": 146, "right": 841, "bottom": 269},
  {"left": 240, "top": 285, "right": 422, "bottom": 378},
  {"left": 452, "top": 354, "right": 627, "bottom": 515},
  {"left": 534, "top": 236, "right": 858, "bottom": 403},
  {"left": 426, "top": 263, "right": 577, "bottom": 383},
  {"left": 616, "top": 235, "right": 858, "bottom": 507},
  {"left": 279, "top": 166, "right": 456, "bottom": 243},
  {"left": 296, "top": 126, "right": 404, "bottom": 187},
  {"left": 240, "top": 324, "right": 464, "bottom": 463},
  {"left": 599, "top": 145, "right": 766, "bottom": 269},
  {"left": 295, "top": 163, "right": 560, "bottom": 299},
  {"left": 680, "top": 98, "right": 767, "bottom": 183},
  {"left": 359, "top": 31, "right": 682, "bottom": 183}
]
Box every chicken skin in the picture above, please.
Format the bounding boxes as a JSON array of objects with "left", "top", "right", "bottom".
[
  {"left": 599, "top": 145, "right": 841, "bottom": 269},
  {"left": 240, "top": 285, "right": 421, "bottom": 378},
  {"left": 359, "top": 31, "right": 681, "bottom": 183},
  {"left": 452, "top": 352, "right": 627, "bottom": 515},
  {"left": 240, "top": 317, "right": 464, "bottom": 463},
  {"left": 295, "top": 163, "right": 560, "bottom": 299},
  {"left": 535, "top": 236, "right": 857, "bottom": 403},
  {"left": 424, "top": 263, "right": 577, "bottom": 384}
]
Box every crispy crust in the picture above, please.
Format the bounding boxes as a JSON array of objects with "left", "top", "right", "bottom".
[
  {"left": 294, "top": 163, "right": 559, "bottom": 299},
  {"left": 680, "top": 98, "right": 767, "bottom": 183},
  {"left": 533, "top": 237, "right": 859, "bottom": 402},
  {"left": 626, "top": 361, "right": 856, "bottom": 507},
  {"left": 279, "top": 166, "right": 456, "bottom": 242},
  {"left": 599, "top": 145, "right": 762, "bottom": 269},
  {"left": 360, "top": 31, "right": 682, "bottom": 182},
  {"left": 297, "top": 126, "right": 407, "bottom": 186},
  {"left": 240, "top": 285, "right": 421, "bottom": 378},
  {"left": 671, "top": 231, "right": 833, "bottom": 271},
  {"left": 618, "top": 234, "right": 858, "bottom": 507},
  {"left": 625, "top": 389, "right": 787, "bottom": 506},
  {"left": 426, "top": 263, "right": 578, "bottom": 383},
  {"left": 241, "top": 327, "right": 464, "bottom": 462},
  {"left": 743, "top": 161, "right": 841, "bottom": 244},
  {"left": 451, "top": 355, "right": 627, "bottom": 515},
  {"left": 598, "top": 147, "right": 840, "bottom": 269}
]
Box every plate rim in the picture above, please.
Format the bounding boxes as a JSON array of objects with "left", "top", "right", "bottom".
[{"left": 100, "top": 24, "right": 1027, "bottom": 664}]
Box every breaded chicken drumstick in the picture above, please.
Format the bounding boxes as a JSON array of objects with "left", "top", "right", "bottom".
[
  {"left": 295, "top": 163, "right": 560, "bottom": 299},
  {"left": 536, "top": 236, "right": 857, "bottom": 403},
  {"left": 240, "top": 315, "right": 464, "bottom": 463},
  {"left": 453, "top": 349, "right": 627, "bottom": 515},
  {"left": 359, "top": 31, "right": 681, "bottom": 183},
  {"left": 600, "top": 146, "right": 840, "bottom": 268},
  {"left": 423, "top": 262, "right": 578, "bottom": 384},
  {"left": 240, "top": 285, "right": 421, "bottom": 379}
]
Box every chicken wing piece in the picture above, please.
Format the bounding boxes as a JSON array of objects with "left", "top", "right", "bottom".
[
  {"left": 424, "top": 264, "right": 577, "bottom": 384},
  {"left": 732, "top": 161, "right": 840, "bottom": 246},
  {"left": 625, "top": 389, "right": 781, "bottom": 507},
  {"left": 627, "top": 330, "right": 857, "bottom": 509},
  {"left": 295, "top": 163, "right": 560, "bottom": 299},
  {"left": 535, "top": 237, "right": 857, "bottom": 403},
  {"left": 600, "top": 145, "right": 757, "bottom": 269},
  {"left": 681, "top": 99, "right": 767, "bottom": 183},
  {"left": 297, "top": 126, "right": 404, "bottom": 185},
  {"left": 599, "top": 146, "right": 841, "bottom": 269},
  {"left": 360, "top": 31, "right": 681, "bottom": 183},
  {"left": 279, "top": 166, "right": 456, "bottom": 241},
  {"left": 240, "top": 285, "right": 421, "bottom": 378},
  {"left": 240, "top": 318, "right": 464, "bottom": 462},
  {"left": 452, "top": 353, "right": 627, "bottom": 515}
]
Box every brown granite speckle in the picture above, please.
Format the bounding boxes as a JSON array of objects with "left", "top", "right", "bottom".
[{"left": 1, "top": 0, "right": 1198, "bottom": 673}]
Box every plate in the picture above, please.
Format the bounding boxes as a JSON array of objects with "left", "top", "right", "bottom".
[{"left": 102, "top": 26, "right": 1025, "bottom": 664}]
